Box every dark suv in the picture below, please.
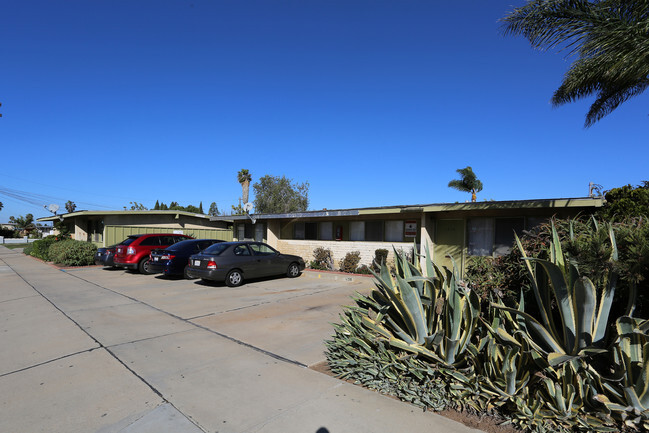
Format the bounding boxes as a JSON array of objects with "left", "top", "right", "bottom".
[{"left": 113, "top": 233, "right": 193, "bottom": 274}]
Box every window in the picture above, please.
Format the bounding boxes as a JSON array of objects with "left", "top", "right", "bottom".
[
  {"left": 233, "top": 245, "right": 251, "bottom": 256},
  {"left": 366, "top": 221, "right": 383, "bottom": 241},
  {"left": 319, "top": 222, "right": 333, "bottom": 240},
  {"left": 385, "top": 221, "right": 404, "bottom": 242},
  {"left": 494, "top": 218, "right": 524, "bottom": 256},
  {"left": 204, "top": 243, "right": 228, "bottom": 255},
  {"left": 238, "top": 223, "right": 254, "bottom": 240},
  {"left": 467, "top": 218, "right": 493, "bottom": 256},
  {"left": 305, "top": 222, "right": 318, "bottom": 240},
  {"left": 250, "top": 243, "right": 277, "bottom": 255},
  {"left": 294, "top": 222, "right": 305, "bottom": 240},
  {"left": 140, "top": 236, "right": 161, "bottom": 246},
  {"left": 255, "top": 224, "right": 265, "bottom": 242},
  {"left": 350, "top": 221, "right": 364, "bottom": 241}
]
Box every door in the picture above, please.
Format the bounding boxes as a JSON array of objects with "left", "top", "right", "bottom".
[{"left": 434, "top": 219, "right": 465, "bottom": 275}]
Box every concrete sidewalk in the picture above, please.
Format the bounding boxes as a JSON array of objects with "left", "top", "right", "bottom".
[{"left": 0, "top": 246, "right": 481, "bottom": 433}]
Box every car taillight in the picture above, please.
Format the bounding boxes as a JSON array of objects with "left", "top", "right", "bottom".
[
  {"left": 127, "top": 247, "right": 136, "bottom": 255},
  {"left": 207, "top": 260, "right": 217, "bottom": 270},
  {"left": 161, "top": 254, "right": 175, "bottom": 260}
]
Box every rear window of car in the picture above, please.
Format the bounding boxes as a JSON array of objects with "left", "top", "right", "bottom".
[
  {"left": 203, "top": 243, "right": 229, "bottom": 256},
  {"left": 121, "top": 236, "right": 139, "bottom": 246},
  {"left": 166, "top": 240, "right": 195, "bottom": 252}
]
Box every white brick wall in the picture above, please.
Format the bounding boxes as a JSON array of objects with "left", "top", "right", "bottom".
[{"left": 276, "top": 239, "right": 415, "bottom": 270}]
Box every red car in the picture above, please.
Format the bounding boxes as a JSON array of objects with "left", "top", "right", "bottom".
[{"left": 113, "top": 233, "right": 193, "bottom": 274}]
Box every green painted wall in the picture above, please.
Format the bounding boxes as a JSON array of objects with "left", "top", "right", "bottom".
[{"left": 104, "top": 225, "right": 232, "bottom": 247}]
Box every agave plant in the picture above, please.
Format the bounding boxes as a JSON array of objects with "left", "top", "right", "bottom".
[
  {"left": 596, "top": 316, "right": 649, "bottom": 430},
  {"left": 360, "top": 244, "right": 481, "bottom": 368},
  {"left": 493, "top": 221, "right": 622, "bottom": 366}
]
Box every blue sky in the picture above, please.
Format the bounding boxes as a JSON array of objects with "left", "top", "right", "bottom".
[{"left": 1, "top": 0, "right": 646, "bottom": 222}]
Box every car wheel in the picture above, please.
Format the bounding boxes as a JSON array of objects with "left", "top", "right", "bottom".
[
  {"left": 287, "top": 262, "right": 301, "bottom": 278},
  {"left": 226, "top": 269, "right": 243, "bottom": 287},
  {"left": 138, "top": 258, "right": 151, "bottom": 274}
]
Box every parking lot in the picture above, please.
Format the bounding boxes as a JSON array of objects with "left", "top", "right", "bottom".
[{"left": 0, "top": 246, "right": 479, "bottom": 433}]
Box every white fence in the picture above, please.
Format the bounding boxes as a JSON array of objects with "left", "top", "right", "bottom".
[{"left": 0, "top": 236, "right": 37, "bottom": 244}]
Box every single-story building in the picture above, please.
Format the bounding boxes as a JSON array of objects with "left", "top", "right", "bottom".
[
  {"left": 38, "top": 210, "right": 233, "bottom": 246},
  {"left": 217, "top": 197, "right": 604, "bottom": 275}
]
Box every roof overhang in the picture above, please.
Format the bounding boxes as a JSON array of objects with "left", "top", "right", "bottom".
[
  {"left": 37, "top": 210, "right": 216, "bottom": 222},
  {"left": 212, "top": 197, "right": 604, "bottom": 222}
]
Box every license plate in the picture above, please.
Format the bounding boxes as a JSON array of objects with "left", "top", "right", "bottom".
[
  {"left": 153, "top": 257, "right": 159, "bottom": 261},
  {"left": 194, "top": 260, "right": 201, "bottom": 266}
]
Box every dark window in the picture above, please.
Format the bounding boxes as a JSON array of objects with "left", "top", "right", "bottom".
[
  {"left": 167, "top": 240, "right": 192, "bottom": 251},
  {"left": 494, "top": 218, "right": 525, "bottom": 256},
  {"left": 233, "top": 244, "right": 251, "bottom": 256},
  {"left": 366, "top": 221, "right": 383, "bottom": 241},
  {"left": 140, "top": 236, "right": 161, "bottom": 246},
  {"left": 121, "top": 236, "right": 139, "bottom": 246},
  {"left": 305, "top": 223, "right": 318, "bottom": 240},
  {"left": 204, "top": 243, "right": 228, "bottom": 255},
  {"left": 294, "top": 223, "right": 305, "bottom": 240}
]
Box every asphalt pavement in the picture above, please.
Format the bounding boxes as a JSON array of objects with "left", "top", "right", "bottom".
[{"left": 0, "top": 245, "right": 482, "bottom": 433}]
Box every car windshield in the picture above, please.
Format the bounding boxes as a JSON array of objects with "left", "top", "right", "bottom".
[{"left": 203, "top": 243, "right": 229, "bottom": 255}]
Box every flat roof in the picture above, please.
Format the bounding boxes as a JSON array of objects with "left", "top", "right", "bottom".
[
  {"left": 214, "top": 196, "right": 604, "bottom": 221},
  {"left": 37, "top": 210, "right": 214, "bottom": 222}
]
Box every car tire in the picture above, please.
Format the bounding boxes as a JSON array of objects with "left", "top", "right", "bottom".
[
  {"left": 226, "top": 269, "right": 243, "bottom": 287},
  {"left": 138, "top": 258, "right": 151, "bottom": 274},
  {"left": 287, "top": 262, "right": 301, "bottom": 278}
]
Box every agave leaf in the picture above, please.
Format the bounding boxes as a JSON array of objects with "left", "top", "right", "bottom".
[
  {"left": 360, "top": 316, "right": 393, "bottom": 340},
  {"left": 515, "top": 233, "right": 552, "bottom": 329},
  {"left": 548, "top": 352, "right": 577, "bottom": 367},
  {"left": 573, "top": 276, "right": 597, "bottom": 350},
  {"left": 593, "top": 272, "right": 617, "bottom": 345},
  {"left": 530, "top": 257, "right": 577, "bottom": 352},
  {"left": 388, "top": 337, "right": 445, "bottom": 364},
  {"left": 492, "top": 303, "right": 566, "bottom": 356},
  {"left": 395, "top": 273, "right": 427, "bottom": 344}
]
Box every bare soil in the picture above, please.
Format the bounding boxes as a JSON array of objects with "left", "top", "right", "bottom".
[{"left": 309, "top": 361, "right": 519, "bottom": 433}]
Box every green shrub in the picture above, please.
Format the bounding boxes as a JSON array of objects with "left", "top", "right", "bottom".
[
  {"left": 355, "top": 264, "right": 372, "bottom": 274},
  {"left": 48, "top": 240, "right": 97, "bottom": 266},
  {"left": 310, "top": 247, "right": 333, "bottom": 270},
  {"left": 28, "top": 235, "right": 59, "bottom": 261},
  {"left": 372, "top": 248, "right": 388, "bottom": 271},
  {"left": 23, "top": 244, "right": 34, "bottom": 255},
  {"left": 339, "top": 251, "right": 361, "bottom": 273}
]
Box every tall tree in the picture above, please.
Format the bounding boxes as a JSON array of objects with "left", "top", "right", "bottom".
[
  {"left": 237, "top": 169, "right": 252, "bottom": 205},
  {"left": 0, "top": 201, "right": 3, "bottom": 212},
  {"left": 448, "top": 166, "right": 483, "bottom": 202},
  {"left": 154, "top": 200, "right": 160, "bottom": 210},
  {"left": 65, "top": 200, "right": 76, "bottom": 213},
  {"left": 253, "top": 175, "right": 309, "bottom": 214},
  {"left": 208, "top": 202, "right": 220, "bottom": 216},
  {"left": 199, "top": 201, "right": 204, "bottom": 214},
  {"left": 502, "top": 0, "right": 649, "bottom": 127}
]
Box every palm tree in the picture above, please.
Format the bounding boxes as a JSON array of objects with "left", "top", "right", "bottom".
[
  {"left": 237, "top": 169, "right": 252, "bottom": 205},
  {"left": 448, "top": 166, "right": 483, "bottom": 202},
  {"left": 502, "top": 0, "right": 649, "bottom": 127}
]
